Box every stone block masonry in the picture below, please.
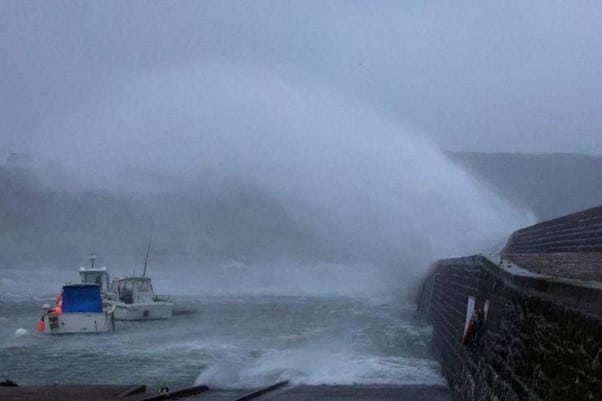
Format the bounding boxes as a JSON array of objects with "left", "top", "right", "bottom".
[
  {"left": 419, "top": 255, "right": 602, "bottom": 401},
  {"left": 504, "top": 206, "right": 602, "bottom": 254}
]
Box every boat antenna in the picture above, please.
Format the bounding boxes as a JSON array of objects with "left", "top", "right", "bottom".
[
  {"left": 142, "top": 226, "right": 154, "bottom": 278},
  {"left": 90, "top": 252, "right": 96, "bottom": 269}
]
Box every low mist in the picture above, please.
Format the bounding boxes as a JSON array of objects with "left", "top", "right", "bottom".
[{"left": 13, "top": 66, "right": 529, "bottom": 296}]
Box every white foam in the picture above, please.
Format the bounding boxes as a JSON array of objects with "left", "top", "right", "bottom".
[
  {"left": 195, "top": 346, "right": 446, "bottom": 388},
  {"left": 15, "top": 328, "right": 29, "bottom": 337}
]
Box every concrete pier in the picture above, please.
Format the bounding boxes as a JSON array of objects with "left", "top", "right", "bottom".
[
  {"left": 1, "top": 383, "right": 452, "bottom": 401},
  {"left": 418, "top": 205, "right": 602, "bottom": 401},
  {"left": 0, "top": 384, "right": 144, "bottom": 401}
]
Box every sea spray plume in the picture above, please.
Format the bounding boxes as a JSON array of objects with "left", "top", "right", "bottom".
[{"left": 28, "top": 65, "right": 530, "bottom": 293}]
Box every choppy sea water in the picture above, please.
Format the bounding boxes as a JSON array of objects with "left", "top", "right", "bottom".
[{"left": 0, "top": 268, "right": 445, "bottom": 390}]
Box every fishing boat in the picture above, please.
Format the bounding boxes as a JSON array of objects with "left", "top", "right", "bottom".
[
  {"left": 79, "top": 243, "right": 174, "bottom": 321},
  {"left": 37, "top": 283, "right": 115, "bottom": 334},
  {"left": 81, "top": 266, "right": 173, "bottom": 320},
  {"left": 107, "top": 276, "right": 173, "bottom": 320}
]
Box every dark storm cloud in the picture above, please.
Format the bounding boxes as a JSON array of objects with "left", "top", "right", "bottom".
[{"left": 1, "top": 1, "right": 601, "bottom": 154}]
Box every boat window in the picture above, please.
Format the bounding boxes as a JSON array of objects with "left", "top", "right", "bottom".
[
  {"left": 81, "top": 272, "right": 95, "bottom": 284},
  {"left": 110, "top": 281, "right": 117, "bottom": 292},
  {"left": 137, "top": 280, "right": 150, "bottom": 292},
  {"left": 118, "top": 281, "right": 134, "bottom": 304},
  {"left": 81, "top": 272, "right": 108, "bottom": 289}
]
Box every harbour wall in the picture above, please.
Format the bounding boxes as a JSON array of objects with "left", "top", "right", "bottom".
[
  {"left": 418, "top": 254, "right": 602, "bottom": 401},
  {"left": 503, "top": 206, "right": 602, "bottom": 254}
]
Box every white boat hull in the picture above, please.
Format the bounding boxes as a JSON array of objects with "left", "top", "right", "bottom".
[
  {"left": 43, "top": 312, "right": 114, "bottom": 334},
  {"left": 113, "top": 301, "right": 173, "bottom": 320}
]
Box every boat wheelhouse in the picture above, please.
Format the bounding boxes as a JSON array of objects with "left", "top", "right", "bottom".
[
  {"left": 79, "top": 265, "right": 110, "bottom": 292},
  {"left": 109, "top": 276, "right": 173, "bottom": 320}
]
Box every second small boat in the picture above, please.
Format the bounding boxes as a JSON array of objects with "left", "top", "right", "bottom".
[
  {"left": 107, "top": 276, "right": 173, "bottom": 320},
  {"left": 79, "top": 242, "right": 174, "bottom": 321}
]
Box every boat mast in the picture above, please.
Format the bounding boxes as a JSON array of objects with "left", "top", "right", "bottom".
[
  {"left": 142, "top": 227, "right": 153, "bottom": 278},
  {"left": 90, "top": 253, "right": 96, "bottom": 269}
]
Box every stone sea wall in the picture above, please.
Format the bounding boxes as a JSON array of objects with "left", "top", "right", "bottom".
[
  {"left": 504, "top": 206, "right": 602, "bottom": 254},
  {"left": 418, "top": 255, "right": 602, "bottom": 401}
]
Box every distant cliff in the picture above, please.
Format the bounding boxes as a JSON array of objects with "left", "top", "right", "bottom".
[
  {"left": 0, "top": 164, "right": 318, "bottom": 268},
  {"left": 0, "top": 165, "right": 146, "bottom": 266},
  {"left": 2, "top": 152, "right": 602, "bottom": 268},
  {"left": 449, "top": 152, "right": 602, "bottom": 221}
]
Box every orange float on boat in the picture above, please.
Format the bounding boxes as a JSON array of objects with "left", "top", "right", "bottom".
[{"left": 49, "top": 305, "right": 62, "bottom": 315}]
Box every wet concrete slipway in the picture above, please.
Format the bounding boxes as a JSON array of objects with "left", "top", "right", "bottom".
[{"left": 0, "top": 381, "right": 452, "bottom": 401}]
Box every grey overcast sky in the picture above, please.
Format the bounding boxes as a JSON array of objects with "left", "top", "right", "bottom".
[{"left": 1, "top": 0, "right": 601, "bottom": 155}]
